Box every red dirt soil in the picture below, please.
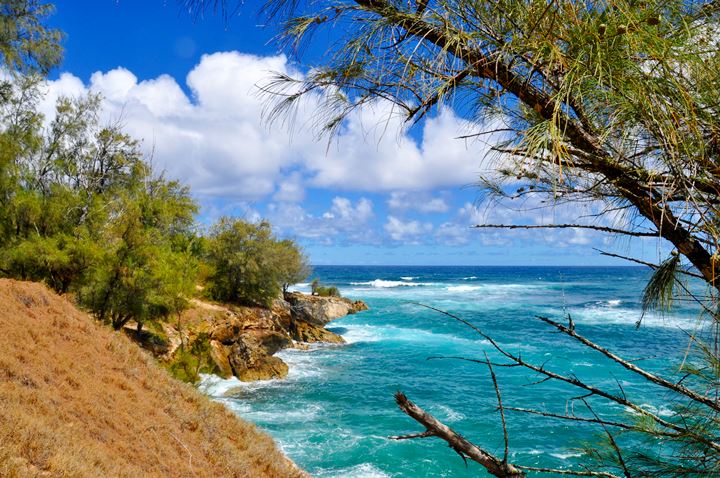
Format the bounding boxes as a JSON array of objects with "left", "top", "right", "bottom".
[{"left": 0, "top": 279, "right": 307, "bottom": 478}]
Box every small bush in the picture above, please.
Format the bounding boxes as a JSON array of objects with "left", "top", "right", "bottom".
[
  {"left": 311, "top": 279, "right": 341, "bottom": 297},
  {"left": 166, "top": 333, "right": 218, "bottom": 383}
]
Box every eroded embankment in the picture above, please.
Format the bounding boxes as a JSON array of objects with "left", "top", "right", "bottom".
[{"left": 0, "top": 279, "right": 308, "bottom": 478}]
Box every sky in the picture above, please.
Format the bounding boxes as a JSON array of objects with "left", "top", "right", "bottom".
[{"left": 40, "top": 0, "right": 665, "bottom": 266}]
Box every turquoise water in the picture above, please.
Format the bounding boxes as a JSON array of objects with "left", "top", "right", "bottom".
[{"left": 203, "top": 266, "right": 708, "bottom": 477}]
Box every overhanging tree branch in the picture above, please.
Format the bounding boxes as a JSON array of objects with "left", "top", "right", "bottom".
[{"left": 472, "top": 223, "right": 659, "bottom": 237}]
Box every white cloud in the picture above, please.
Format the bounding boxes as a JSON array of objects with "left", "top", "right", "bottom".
[
  {"left": 384, "top": 215, "right": 433, "bottom": 243},
  {"left": 274, "top": 171, "right": 305, "bottom": 202},
  {"left": 40, "top": 51, "right": 502, "bottom": 200},
  {"left": 267, "top": 196, "right": 375, "bottom": 244},
  {"left": 323, "top": 197, "right": 373, "bottom": 222},
  {"left": 387, "top": 191, "right": 449, "bottom": 213}
]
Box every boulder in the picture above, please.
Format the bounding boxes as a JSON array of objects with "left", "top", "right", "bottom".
[
  {"left": 228, "top": 337, "right": 289, "bottom": 381},
  {"left": 208, "top": 339, "right": 234, "bottom": 379},
  {"left": 291, "top": 320, "right": 345, "bottom": 344},
  {"left": 284, "top": 292, "right": 369, "bottom": 326}
]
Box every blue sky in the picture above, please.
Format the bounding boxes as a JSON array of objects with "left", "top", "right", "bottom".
[{"left": 41, "top": 0, "right": 662, "bottom": 266}]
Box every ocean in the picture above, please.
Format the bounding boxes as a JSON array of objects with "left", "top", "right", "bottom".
[{"left": 202, "top": 266, "right": 707, "bottom": 477}]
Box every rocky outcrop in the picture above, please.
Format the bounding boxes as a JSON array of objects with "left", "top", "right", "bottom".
[
  {"left": 284, "top": 292, "right": 369, "bottom": 326},
  {"left": 151, "top": 292, "right": 368, "bottom": 382}
]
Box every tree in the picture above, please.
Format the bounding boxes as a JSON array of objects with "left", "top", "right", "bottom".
[
  {"left": 206, "top": 217, "right": 310, "bottom": 307},
  {"left": 190, "top": 0, "right": 720, "bottom": 476},
  {"left": 276, "top": 238, "right": 311, "bottom": 293},
  {"left": 0, "top": 77, "right": 200, "bottom": 330},
  {"left": 0, "top": 0, "right": 62, "bottom": 74}
]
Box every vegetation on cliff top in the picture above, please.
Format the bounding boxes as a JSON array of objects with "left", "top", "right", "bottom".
[{"left": 0, "top": 8, "right": 310, "bottom": 335}]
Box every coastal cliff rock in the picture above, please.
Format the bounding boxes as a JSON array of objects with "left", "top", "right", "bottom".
[
  {"left": 150, "top": 292, "right": 368, "bottom": 382},
  {"left": 284, "top": 292, "right": 370, "bottom": 326}
]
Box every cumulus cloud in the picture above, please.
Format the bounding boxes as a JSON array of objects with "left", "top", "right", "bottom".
[
  {"left": 39, "top": 51, "right": 500, "bottom": 200},
  {"left": 384, "top": 216, "right": 433, "bottom": 243},
  {"left": 446, "top": 196, "right": 612, "bottom": 248},
  {"left": 387, "top": 191, "right": 450, "bottom": 213},
  {"left": 267, "top": 196, "right": 376, "bottom": 244}
]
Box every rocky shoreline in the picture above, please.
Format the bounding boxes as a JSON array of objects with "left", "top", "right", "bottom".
[{"left": 127, "top": 292, "right": 368, "bottom": 382}]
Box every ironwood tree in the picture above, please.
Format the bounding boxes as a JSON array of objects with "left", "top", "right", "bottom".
[{"left": 185, "top": 0, "right": 720, "bottom": 476}]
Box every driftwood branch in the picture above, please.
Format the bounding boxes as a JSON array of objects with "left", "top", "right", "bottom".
[{"left": 392, "top": 391, "right": 526, "bottom": 478}]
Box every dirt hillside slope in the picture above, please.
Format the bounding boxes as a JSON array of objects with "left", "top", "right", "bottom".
[{"left": 0, "top": 279, "right": 306, "bottom": 478}]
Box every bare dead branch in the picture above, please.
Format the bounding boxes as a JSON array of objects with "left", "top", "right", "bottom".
[
  {"left": 485, "top": 351, "right": 509, "bottom": 463},
  {"left": 473, "top": 223, "right": 659, "bottom": 237},
  {"left": 536, "top": 315, "right": 720, "bottom": 413},
  {"left": 594, "top": 249, "right": 704, "bottom": 279},
  {"left": 516, "top": 465, "right": 622, "bottom": 478},
  {"left": 388, "top": 430, "right": 433, "bottom": 440},
  {"left": 409, "top": 302, "right": 720, "bottom": 452},
  {"left": 393, "top": 391, "right": 525, "bottom": 478}
]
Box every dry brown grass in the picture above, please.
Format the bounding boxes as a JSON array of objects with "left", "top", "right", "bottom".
[{"left": 0, "top": 279, "right": 308, "bottom": 478}]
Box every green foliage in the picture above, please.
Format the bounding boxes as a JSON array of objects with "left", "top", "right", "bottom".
[
  {"left": 206, "top": 218, "right": 310, "bottom": 307},
  {"left": 0, "top": 78, "right": 200, "bottom": 331},
  {"left": 310, "top": 279, "right": 340, "bottom": 297},
  {"left": 241, "top": 1, "right": 720, "bottom": 476},
  {"left": 641, "top": 253, "right": 681, "bottom": 319},
  {"left": 166, "top": 333, "right": 219, "bottom": 384},
  {"left": 0, "top": 0, "right": 62, "bottom": 75}
]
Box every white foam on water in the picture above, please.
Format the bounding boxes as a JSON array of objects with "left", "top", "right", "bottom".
[
  {"left": 574, "top": 362, "right": 595, "bottom": 367},
  {"left": 446, "top": 285, "right": 481, "bottom": 292},
  {"left": 625, "top": 403, "right": 676, "bottom": 418},
  {"left": 315, "top": 463, "right": 393, "bottom": 478},
  {"left": 276, "top": 348, "right": 333, "bottom": 380},
  {"left": 198, "top": 374, "right": 251, "bottom": 397},
  {"left": 550, "top": 451, "right": 584, "bottom": 460},
  {"left": 287, "top": 282, "right": 312, "bottom": 293},
  {"left": 573, "top": 305, "right": 701, "bottom": 329},
  {"left": 341, "top": 323, "right": 488, "bottom": 347},
  {"left": 350, "top": 279, "right": 434, "bottom": 288},
  {"left": 400, "top": 276, "right": 416, "bottom": 281},
  {"left": 432, "top": 404, "right": 466, "bottom": 422},
  {"left": 461, "top": 276, "right": 478, "bottom": 280},
  {"left": 606, "top": 299, "right": 622, "bottom": 306},
  {"left": 239, "top": 403, "right": 325, "bottom": 424}
]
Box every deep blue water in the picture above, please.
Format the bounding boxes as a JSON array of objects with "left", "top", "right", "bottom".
[{"left": 203, "top": 266, "right": 709, "bottom": 477}]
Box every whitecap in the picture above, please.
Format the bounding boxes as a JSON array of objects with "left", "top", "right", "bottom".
[
  {"left": 287, "top": 282, "right": 312, "bottom": 293},
  {"left": 446, "top": 285, "right": 481, "bottom": 292},
  {"left": 341, "top": 323, "right": 488, "bottom": 347},
  {"left": 276, "top": 348, "right": 330, "bottom": 380},
  {"left": 433, "top": 404, "right": 466, "bottom": 422},
  {"left": 550, "top": 451, "right": 584, "bottom": 460},
  {"left": 461, "top": 276, "right": 478, "bottom": 280},
  {"left": 625, "top": 403, "right": 676, "bottom": 418},
  {"left": 572, "top": 305, "right": 700, "bottom": 329},
  {"left": 574, "top": 362, "right": 594, "bottom": 367},
  {"left": 198, "top": 374, "right": 248, "bottom": 397},
  {"left": 238, "top": 403, "right": 325, "bottom": 424},
  {"left": 315, "top": 463, "right": 393, "bottom": 478},
  {"left": 350, "top": 279, "right": 433, "bottom": 288},
  {"left": 400, "top": 276, "right": 416, "bottom": 281}
]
